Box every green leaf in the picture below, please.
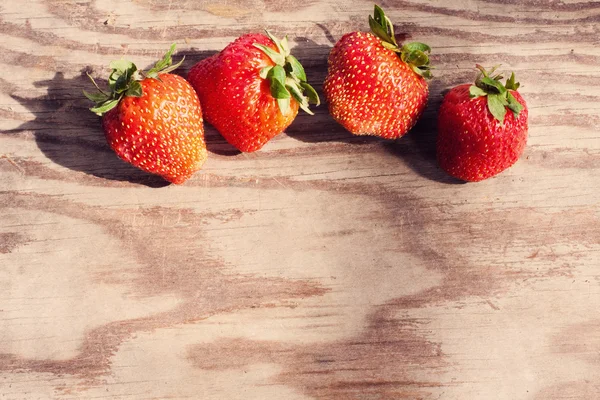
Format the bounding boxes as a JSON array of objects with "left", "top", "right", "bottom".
[
  {"left": 506, "top": 72, "right": 520, "bottom": 90},
  {"left": 285, "top": 55, "right": 306, "bottom": 82},
  {"left": 90, "top": 98, "right": 120, "bottom": 116},
  {"left": 288, "top": 81, "right": 315, "bottom": 115},
  {"left": 300, "top": 82, "right": 320, "bottom": 106},
  {"left": 268, "top": 67, "right": 291, "bottom": 100},
  {"left": 159, "top": 56, "right": 185, "bottom": 75},
  {"left": 469, "top": 85, "right": 487, "bottom": 98},
  {"left": 298, "top": 103, "right": 314, "bottom": 116},
  {"left": 268, "top": 65, "right": 286, "bottom": 87},
  {"left": 259, "top": 66, "right": 273, "bottom": 79},
  {"left": 420, "top": 68, "right": 433, "bottom": 79},
  {"left": 476, "top": 64, "right": 500, "bottom": 79},
  {"left": 283, "top": 78, "right": 318, "bottom": 115},
  {"left": 270, "top": 79, "right": 290, "bottom": 100},
  {"left": 481, "top": 77, "right": 507, "bottom": 94},
  {"left": 487, "top": 93, "right": 507, "bottom": 123},
  {"left": 109, "top": 59, "right": 135, "bottom": 73},
  {"left": 255, "top": 34, "right": 319, "bottom": 116},
  {"left": 109, "top": 71, "right": 130, "bottom": 94},
  {"left": 385, "top": 14, "right": 396, "bottom": 42},
  {"left": 405, "top": 49, "right": 429, "bottom": 67},
  {"left": 369, "top": 16, "right": 394, "bottom": 45},
  {"left": 86, "top": 43, "right": 183, "bottom": 117},
  {"left": 373, "top": 4, "right": 387, "bottom": 29},
  {"left": 409, "top": 64, "right": 432, "bottom": 79},
  {"left": 265, "top": 30, "right": 286, "bottom": 56},
  {"left": 402, "top": 42, "right": 431, "bottom": 54},
  {"left": 253, "top": 43, "right": 285, "bottom": 66},
  {"left": 370, "top": 5, "right": 400, "bottom": 47},
  {"left": 151, "top": 44, "right": 175, "bottom": 72},
  {"left": 83, "top": 90, "right": 109, "bottom": 103},
  {"left": 400, "top": 42, "right": 432, "bottom": 78},
  {"left": 499, "top": 94, "right": 509, "bottom": 106},
  {"left": 381, "top": 41, "right": 400, "bottom": 51},
  {"left": 400, "top": 51, "right": 408, "bottom": 64},
  {"left": 286, "top": 80, "right": 308, "bottom": 107},
  {"left": 280, "top": 35, "right": 290, "bottom": 56},
  {"left": 108, "top": 70, "right": 119, "bottom": 89},
  {"left": 125, "top": 80, "right": 143, "bottom": 97},
  {"left": 109, "top": 58, "right": 138, "bottom": 93},
  {"left": 506, "top": 92, "right": 523, "bottom": 117},
  {"left": 145, "top": 43, "right": 184, "bottom": 78},
  {"left": 277, "top": 97, "right": 291, "bottom": 116}
]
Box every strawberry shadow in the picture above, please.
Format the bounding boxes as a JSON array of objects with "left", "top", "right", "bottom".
[
  {"left": 283, "top": 33, "right": 339, "bottom": 143},
  {"left": 6, "top": 69, "right": 170, "bottom": 187},
  {"left": 383, "top": 81, "right": 465, "bottom": 184},
  {"left": 5, "top": 48, "right": 239, "bottom": 185},
  {"left": 283, "top": 34, "right": 463, "bottom": 184}
]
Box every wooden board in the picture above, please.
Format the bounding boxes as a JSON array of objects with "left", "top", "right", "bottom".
[{"left": 1, "top": 1, "right": 599, "bottom": 398}]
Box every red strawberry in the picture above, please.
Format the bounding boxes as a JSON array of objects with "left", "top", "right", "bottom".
[
  {"left": 324, "top": 5, "right": 432, "bottom": 139},
  {"left": 187, "top": 31, "right": 319, "bottom": 152},
  {"left": 84, "top": 44, "right": 207, "bottom": 184},
  {"left": 437, "top": 65, "right": 528, "bottom": 182}
]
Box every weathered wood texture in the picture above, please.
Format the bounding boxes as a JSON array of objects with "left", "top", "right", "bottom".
[{"left": 1, "top": 0, "right": 599, "bottom": 399}]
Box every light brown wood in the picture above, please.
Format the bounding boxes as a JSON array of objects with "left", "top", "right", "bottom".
[{"left": 1, "top": 1, "right": 599, "bottom": 399}]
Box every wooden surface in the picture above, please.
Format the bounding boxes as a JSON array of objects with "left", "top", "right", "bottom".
[{"left": 1, "top": 1, "right": 599, "bottom": 399}]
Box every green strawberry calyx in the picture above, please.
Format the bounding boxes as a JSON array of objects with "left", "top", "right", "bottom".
[
  {"left": 84, "top": 44, "right": 184, "bottom": 116},
  {"left": 369, "top": 5, "right": 433, "bottom": 79},
  {"left": 253, "top": 31, "right": 320, "bottom": 116},
  {"left": 469, "top": 64, "right": 523, "bottom": 123}
]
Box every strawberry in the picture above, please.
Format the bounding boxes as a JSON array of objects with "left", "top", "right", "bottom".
[
  {"left": 436, "top": 65, "right": 528, "bottom": 182},
  {"left": 187, "top": 31, "right": 319, "bottom": 152},
  {"left": 323, "top": 5, "right": 432, "bottom": 139},
  {"left": 84, "top": 44, "right": 207, "bottom": 184}
]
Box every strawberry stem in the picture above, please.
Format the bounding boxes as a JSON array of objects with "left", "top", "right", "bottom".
[
  {"left": 469, "top": 65, "right": 523, "bottom": 123},
  {"left": 84, "top": 43, "right": 184, "bottom": 116},
  {"left": 253, "top": 30, "right": 320, "bottom": 116},
  {"left": 369, "top": 5, "right": 433, "bottom": 79}
]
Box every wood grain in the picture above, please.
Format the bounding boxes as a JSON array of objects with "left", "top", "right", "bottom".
[{"left": 1, "top": 0, "right": 599, "bottom": 399}]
